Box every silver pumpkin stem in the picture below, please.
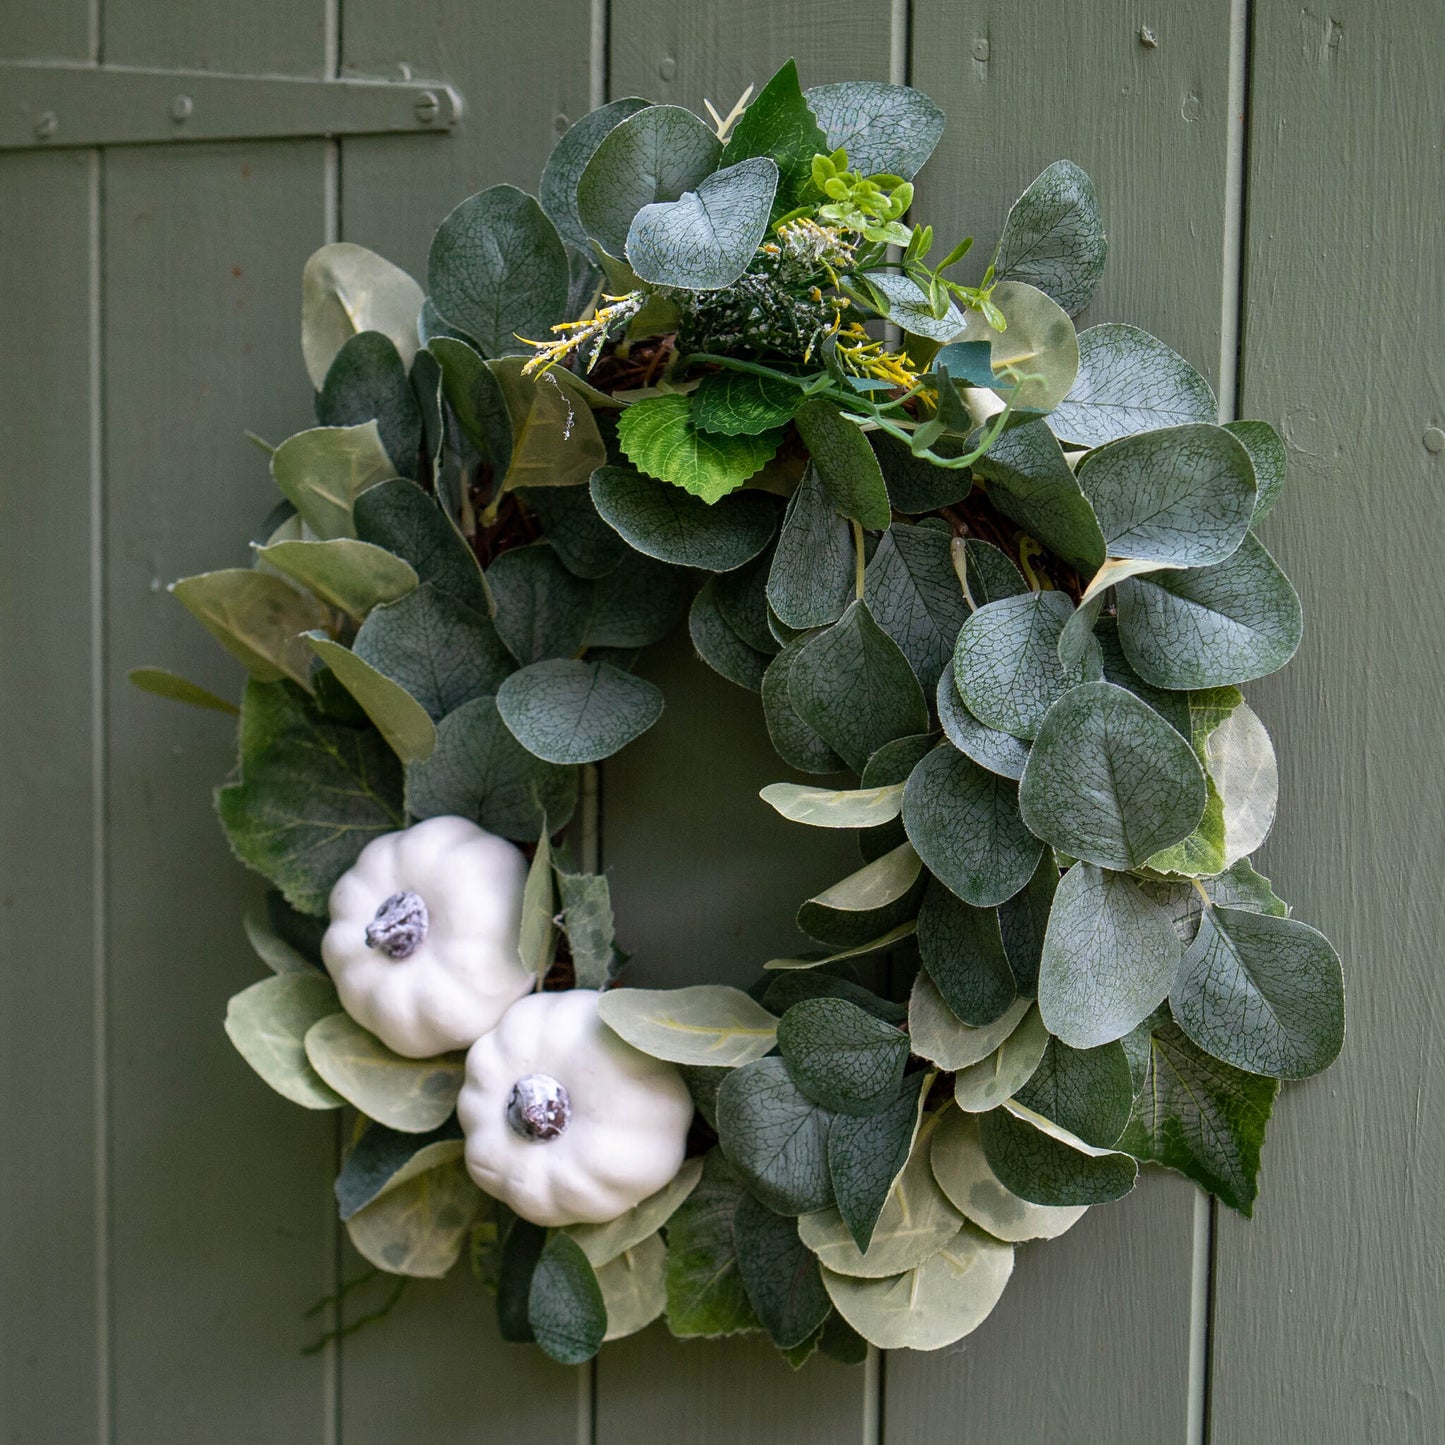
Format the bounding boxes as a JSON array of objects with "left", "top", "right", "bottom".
[
  {"left": 364, "top": 890, "right": 429, "bottom": 959},
  {"left": 507, "top": 1074, "right": 571, "bottom": 1141}
]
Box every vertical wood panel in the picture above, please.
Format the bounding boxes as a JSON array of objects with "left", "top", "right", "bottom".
[
  {"left": 887, "top": 6, "right": 1237, "bottom": 1440},
  {"left": 0, "top": 145, "right": 106, "bottom": 1445},
  {"left": 595, "top": 6, "right": 895, "bottom": 1442},
  {"left": 1211, "top": 5, "right": 1445, "bottom": 1440},
  {"left": 104, "top": 140, "right": 337, "bottom": 1445}
]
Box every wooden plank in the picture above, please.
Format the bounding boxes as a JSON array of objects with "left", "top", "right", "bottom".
[
  {"left": 595, "top": 7, "right": 896, "bottom": 1442},
  {"left": 0, "top": 1, "right": 91, "bottom": 61},
  {"left": 335, "top": 6, "right": 595, "bottom": 1442},
  {"left": 102, "top": 139, "right": 338, "bottom": 1444},
  {"left": 104, "top": 0, "right": 326, "bottom": 76},
  {"left": 0, "top": 144, "right": 105, "bottom": 1445},
  {"left": 887, "top": 6, "right": 1237, "bottom": 1440},
  {"left": 1210, "top": 5, "right": 1445, "bottom": 1440}
]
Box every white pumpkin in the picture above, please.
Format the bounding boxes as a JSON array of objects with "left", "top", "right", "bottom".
[
  {"left": 458, "top": 989, "right": 693, "bottom": 1226},
  {"left": 321, "top": 815, "right": 531, "bottom": 1058}
]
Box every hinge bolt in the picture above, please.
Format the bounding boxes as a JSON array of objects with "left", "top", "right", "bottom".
[
  {"left": 414, "top": 90, "right": 440, "bottom": 125},
  {"left": 1139, "top": 26, "right": 1159, "bottom": 47},
  {"left": 170, "top": 94, "right": 194, "bottom": 122},
  {"left": 33, "top": 111, "right": 58, "bottom": 141}
]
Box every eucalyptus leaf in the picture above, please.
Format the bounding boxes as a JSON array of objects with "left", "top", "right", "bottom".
[
  {"left": 170, "top": 569, "right": 326, "bottom": 689},
  {"left": 518, "top": 832, "right": 556, "bottom": 979},
  {"left": 867, "top": 272, "right": 963, "bottom": 342},
  {"left": 242, "top": 911, "right": 314, "bottom": 974},
  {"left": 1012, "top": 1035, "right": 1134, "bottom": 1148},
  {"left": 1206, "top": 701, "right": 1279, "bottom": 864},
  {"left": 917, "top": 879, "right": 1016, "bottom": 1027},
  {"left": 527, "top": 1232, "right": 608, "bottom": 1365},
  {"left": 766, "top": 464, "right": 855, "bottom": 630},
  {"left": 760, "top": 641, "right": 847, "bottom": 775},
  {"left": 317, "top": 330, "right": 423, "bottom": 478},
  {"left": 733, "top": 1192, "right": 832, "bottom": 1350},
  {"left": 305, "top": 634, "right": 437, "bottom": 764},
  {"left": 804, "top": 81, "right": 944, "bottom": 178},
  {"left": 997, "top": 848, "right": 1058, "bottom": 994},
  {"left": 254, "top": 538, "right": 418, "bottom": 621},
  {"left": 428, "top": 335, "right": 513, "bottom": 469},
  {"left": 588, "top": 549, "right": 690, "bottom": 648},
  {"left": 907, "top": 974, "right": 1031, "bottom": 1072},
  {"left": 763, "top": 920, "right": 917, "bottom": 972},
  {"left": 951, "top": 1006, "right": 1051, "bottom": 1113},
  {"left": 977, "top": 1104, "right": 1137, "bottom": 1207},
  {"left": 597, "top": 984, "right": 778, "bottom": 1067},
  {"left": 353, "top": 478, "right": 488, "bottom": 612},
  {"left": 488, "top": 357, "right": 609, "bottom": 492},
  {"left": 953, "top": 281, "right": 1079, "bottom": 414},
  {"left": 1226, "top": 418, "right": 1287, "bottom": 526},
  {"left": 223, "top": 973, "right": 344, "bottom": 1109},
  {"left": 863, "top": 523, "right": 971, "bottom": 691},
  {"left": 568, "top": 1157, "right": 705, "bottom": 1268},
  {"left": 828, "top": 1073, "right": 929, "bottom": 1252},
  {"left": 540, "top": 97, "right": 651, "bottom": 249},
  {"left": 935, "top": 663, "right": 1031, "bottom": 781},
  {"left": 762, "top": 973, "right": 906, "bottom": 1026},
  {"left": 1093, "top": 616, "right": 1192, "bottom": 738},
  {"left": 496, "top": 658, "right": 663, "bottom": 765},
  {"left": 518, "top": 483, "right": 628, "bottom": 579},
  {"left": 759, "top": 780, "right": 905, "bottom": 829},
  {"left": 303, "top": 1013, "right": 464, "bottom": 1132},
  {"left": 301, "top": 241, "right": 423, "bottom": 389},
  {"left": 556, "top": 870, "right": 615, "bottom": 990},
  {"left": 128, "top": 666, "right": 239, "bottom": 715},
  {"left": 954, "top": 537, "right": 1028, "bottom": 609},
  {"left": 716, "top": 1056, "right": 834, "bottom": 1215},
  {"left": 689, "top": 578, "right": 770, "bottom": 691},
  {"left": 792, "top": 398, "right": 892, "bottom": 531},
  {"left": 596, "top": 1233, "right": 668, "bottom": 1342},
  {"left": 777, "top": 997, "right": 909, "bottom": 1117},
  {"left": 872, "top": 433, "right": 974, "bottom": 514},
  {"left": 795, "top": 841, "right": 924, "bottom": 950},
  {"left": 664, "top": 1151, "right": 761, "bottom": 1338},
  {"left": 345, "top": 1157, "right": 482, "bottom": 1278},
  {"left": 271, "top": 422, "right": 397, "bottom": 540},
  {"left": 335, "top": 1122, "right": 465, "bottom": 1222},
  {"left": 486, "top": 542, "right": 595, "bottom": 664},
  {"left": 994, "top": 160, "right": 1107, "bottom": 316}
]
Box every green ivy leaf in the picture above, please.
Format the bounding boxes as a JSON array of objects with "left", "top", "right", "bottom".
[
  {"left": 216, "top": 680, "right": 403, "bottom": 915},
  {"left": 353, "top": 478, "right": 488, "bottom": 612},
  {"left": 766, "top": 464, "right": 855, "bottom": 630},
  {"left": 916, "top": 878, "right": 1017, "bottom": 1026},
  {"left": 1170, "top": 905, "right": 1345, "bottom": 1079},
  {"left": 777, "top": 998, "right": 909, "bottom": 1116},
  {"left": 590, "top": 463, "right": 776, "bottom": 570},
  {"left": 789, "top": 600, "right": 930, "bottom": 773},
  {"left": 1115, "top": 532, "right": 1303, "bottom": 688},
  {"left": 664, "top": 1151, "right": 762, "bottom": 1338},
  {"left": 689, "top": 578, "right": 770, "bottom": 691},
  {"left": 303, "top": 1012, "right": 463, "bottom": 1132},
  {"left": 1118, "top": 1018, "right": 1278, "bottom": 1216},
  {"left": 301, "top": 241, "right": 423, "bottom": 390},
  {"left": 170, "top": 569, "right": 327, "bottom": 689},
  {"left": 223, "top": 973, "right": 345, "bottom": 1109},
  {"left": 253, "top": 538, "right": 418, "bottom": 621},
  {"left": 692, "top": 370, "right": 801, "bottom": 437},
  {"left": 936, "top": 662, "right": 1031, "bottom": 781},
  {"left": 540, "top": 97, "right": 650, "bottom": 249},
  {"left": 426, "top": 184, "right": 568, "bottom": 358},
  {"left": 305, "top": 634, "right": 437, "bottom": 764},
  {"left": 994, "top": 160, "right": 1107, "bottom": 317},
  {"left": 1012, "top": 1035, "right": 1134, "bottom": 1148},
  {"left": 793, "top": 398, "right": 892, "bottom": 531},
  {"left": 495, "top": 658, "right": 663, "bottom": 764},
  {"left": 978, "top": 1104, "right": 1137, "bottom": 1206},
  {"left": 732, "top": 1192, "right": 832, "bottom": 1350},
  {"left": 721, "top": 59, "right": 829, "bottom": 215},
  {"left": 716, "top": 1057, "right": 834, "bottom": 1215},
  {"left": 827, "top": 1073, "right": 928, "bottom": 1253},
  {"left": 627, "top": 157, "right": 780, "bottom": 290},
  {"left": 863, "top": 523, "right": 971, "bottom": 692},
  {"left": 1048, "top": 324, "right": 1216, "bottom": 449},
  {"left": 1019, "top": 681, "right": 1207, "bottom": 869},
  {"left": 617, "top": 393, "right": 782, "bottom": 503},
  {"left": 404, "top": 695, "right": 577, "bottom": 841},
  {"left": 804, "top": 80, "right": 944, "bottom": 178},
  {"left": 317, "top": 330, "right": 422, "bottom": 479},
  {"left": 902, "top": 744, "right": 1044, "bottom": 908},
  {"left": 1037, "top": 862, "right": 1182, "bottom": 1049},
  {"left": 528, "top": 1232, "right": 607, "bottom": 1364}
]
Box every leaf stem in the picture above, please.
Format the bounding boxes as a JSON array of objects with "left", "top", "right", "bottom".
[{"left": 851, "top": 518, "right": 867, "bottom": 600}]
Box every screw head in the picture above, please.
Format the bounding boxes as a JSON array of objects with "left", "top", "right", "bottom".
[
  {"left": 414, "top": 90, "right": 440, "bottom": 124},
  {"left": 972, "top": 37, "right": 991, "bottom": 61},
  {"left": 33, "top": 111, "right": 59, "bottom": 141},
  {"left": 1424, "top": 427, "right": 1445, "bottom": 454},
  {"left": 169, "top": 94, "right": 193, "bottom": 122},
  {"left": 1140, "top": 25, "right": 1159, "bottom": 48}
]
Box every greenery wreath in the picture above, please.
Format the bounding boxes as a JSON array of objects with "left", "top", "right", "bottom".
[{"left": 138, "top": 60, "right": 1346, "bottom": 1364}]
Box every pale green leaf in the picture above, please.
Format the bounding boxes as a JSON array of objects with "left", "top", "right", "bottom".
[
  {"left": 271, "top": 422, "right": 396, "bottom": 540},
  {"left": 223, "top": 973, "right": 344, "bottom": 1109},
  {"left": 171, "top": 569, "right": 327, "bottom": 689},
  {"left": 597, "top": 984, "right": 778, "bottom": 1066}
]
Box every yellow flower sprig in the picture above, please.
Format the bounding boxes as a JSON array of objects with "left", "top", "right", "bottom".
[
  {"left": 521, "top": 292, "right": 645, "bottom": 376},
  {"left": 834, "top": 322, "right": 919, "bottom": 390}
]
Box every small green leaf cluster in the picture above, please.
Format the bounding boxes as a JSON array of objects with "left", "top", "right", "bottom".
[{"left": 145, "top": 60, "right": 1343, "bottom": 1367}]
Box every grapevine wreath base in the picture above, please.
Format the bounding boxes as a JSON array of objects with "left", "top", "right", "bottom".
[{"left": 140, "top": 62, "right": 1346, "bottom": 1364}]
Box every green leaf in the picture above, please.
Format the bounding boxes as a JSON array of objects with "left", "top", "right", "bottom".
[
  {"left": 128, "top": 666, "right": 239, "bottom": 714},
  {"left": 557, "top": 869, "right": 615, "bottom": 989},
  {"left": 917, "top": 878, "right": 1016, "bottom": 1026},
  {"left": 353, "top": 582, "right": 512, "bottom": 720},
  {"left": 692, "top": 369, "right": 800, "bottom": 437},
  {"left": 305, "top": 634, "right": 437, "bottom": 764},
  {"left": 759, "top": 780, "right": 904, "bottom": 829},
  {"left": 353, "top": 478, "right": 488, "bottom": 613},
  {"left": 1076, "top": 424, "right": 1256, "bottom": 567},
  {"left": 223, "top": 973, "right": 344, "bottom": 1109},
  {"left": 317, "top": 330, "right": 422, "bottom": 478},
  {"left": 404, "top": 695, "right": 577, "bottom": 841},
  {"left": 664, "top": 1151, "right": 762, "bottom": 1338},
  {"left": 1012, "top": 1035, "right": 1134, "bottom": 1148},
  {"left": 951, "top": 1006, "right": 1050, "bottom": 1113},
  {"left": 1048, "top": 324, "right": 1217, "bottom": 449},
  {"left": 588, "top": 549, "right": 690, "bottom": 648},
  {"left": 171, "top": 569, "right": 327, "bottom": 689},
  {"left": 590, "top": 463, "right": 776, "bottom": 570},
  {"left": 576, "top": 104, "right": 723, "bottom": 257},
  {"left": 487, "top": 357, "right": 609, "bottom": 492},
  {"left": 955, "top": 590, "right": 1100, "bottom": 740},
  {"left": 1170, "top": 905, "right": 1344, "bottom": 1079},
  {"left": 568, "top": 1157, "right": 704, "bottom": 1267},
  {"left": 828, "top": 1074, "right": 929, "bottom": 1252},
  {"left": 301, "top": 241, "right": 423, "bottom": 390},
  {"left": 902, "top": 744, "right": 1043, "bottom": 908},
  {"left": 973, "top": 420, "right": 1107, "bottom": 575},
  {"left": 954, "top": 537, "right": 1028, "bottom": 609},
  {"left": 953, "top": 280, "right": 1079, "bottom": 414},
  {"left": 764, "top": 920, "right": 917, "bottom": 972},
  {"left": 936, "top": 662, "right": 1031, "bottom": 781},
  {"left": 819, "top": 1225, "right": 1014, "bottom": 1351},
  {"left": 518, "top": 484, "right": 628, "bottom": 580},
  {"left": 761, "top": 641, "right": 846, "bottom": 775},
  {"left": 790, "top": 601, "right": 929, "bottom": 773},
  {"left": 866, "top": 272, "right": 963, "bottom": 342},
  {"left": 627, "top": 156, "right": 779, "bottom": 290},
  {"left": 762, "top": 974, "right": 906, "bottom": 1026},
  {"left": 733, "top": 1192, "right": 832, "bottom": 1349},
  {"left": 796, "top": 841, "right": 924, "bottom": 950},
  {"left": 528, "top": 1232, "right": 607, "bottom": 1364},
  {"left": 689, "top": 578, "right": 770, "bottom": 691},
  {"left": 486, "top": 542, "right": 595, "bottom": 664},
  {"left": 427, "top": 185, "right": 568, "bottom": 357},
  {"left": 716, "top": 1057, "right": 834, "bottom": 1215},
  {"left": 994, "top": 160, "right": 1107, "bottom": 317},
  {"left": 242, "top": 910, "right": 314, "bottom": 973},
  {"left": 801, "top": 1111, "right": 960, "bottom": 1277},
  {"left": 863, "top": 523, "right": 970, "bottom": 691},
  {"left": 345, "top": 1157, "right": 481, "bottom": 1278},
  {"left": 873, "top": 433, "right": 974, "bottom": 514},
  {"left": 597, "top": 1235, "right": 668, "bottom": 1342},
  {"left": 334, "top": 1118, "right": 464, "bottom": 1220},
  {"left": 929, "top": 1106, "right": 1087, "bottom": 1242},
  {"left": 1118, "top": 1018, "right": 1278, "bottom": 1216},
  {"left": 804, "top": 81, "right": 944, "bottom": 178},
  {"left": 617, "top": 393, "right": 782, "bottom": 503},
  {"left": 978, "top": 1104, "right": 1137, "bottom": 1206},
  {"left": 721, "top": 59, "right": 828, "bottom": 214},
  {"left": 540, "top": 97, "right": 651, "bottom": 249},
  {"left": 254, "top": 538, "right": 418, "bottom": 621},
  {"left": 908, "top": 975, "right": 1030, "bottom": 1071},
  {"left": 1037, "top": 862, "right": 1182, "bottom": 1048},
  {"left": 496, "top": 1219, "right": 546, "bottom": 1341},
  {"left": 1207, "top": 703, "right": 1279, "bottom": 864},
  {"left": 428, "top": 335, "right": 513, "bottom": 470},
  {"left": 271, "top": 422, "right": 397, "bottom": 540},
  {"left": 793, "top": 398, "right": 892, "bottom": 531},
  {"left": 766, "top": 464, "right": 855, "bottom": 630},
  {"left": 1226, "top": 418, "right": 1287, "bottom": 526},
  {"left": 1020, "top": 681, "right": 1207, "bottom": 869},
  {"left": 216, "top": 680, "right": 403, "bottom": 915},
  {"left": 997, "top": 848, "right": 1058, "bottom": 994},
  {"left": 496, "top": 658, "right": 663, "bottom": 764},
  {"left": 518, "top": 832, "right": 557, "bottom": 980},
  {"left": 303, "top": 1013, "right": 463, "bottom": 1132},
  {"left": 777, "top": 998, "right": 909, "bottom": 1117},
  {"left": 1115, "top": 532, "right": 1302, "bottom": 688},
  {"left": 597, "top": 984, "right": 778, "bottom": 1066},
  {"left": 1093, "top": 615, "right": 1192, "bottom": 738}
]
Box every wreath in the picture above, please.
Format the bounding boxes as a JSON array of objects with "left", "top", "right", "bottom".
[{"left": 138, "top": 61, "right": 1346, "bottom": 1364}]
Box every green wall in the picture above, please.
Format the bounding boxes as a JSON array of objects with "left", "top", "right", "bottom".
[{"left": 1, "top": 2, "right": 1439, "bottom": 1440}]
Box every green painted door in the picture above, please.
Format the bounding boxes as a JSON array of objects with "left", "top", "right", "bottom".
[{"left": 2, "top": 2, "right": 1438, "bottom": 1440}]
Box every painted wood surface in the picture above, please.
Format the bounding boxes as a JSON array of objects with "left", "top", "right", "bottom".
[{"left": 0, "top": 2, "right": 1439, "bottom": 1441}]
